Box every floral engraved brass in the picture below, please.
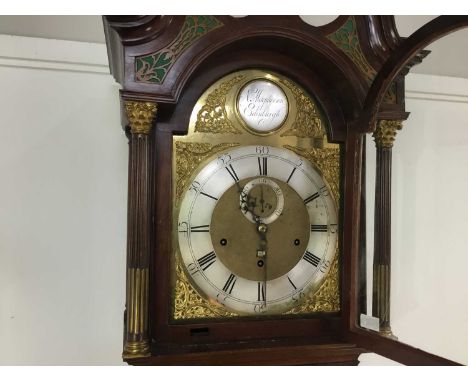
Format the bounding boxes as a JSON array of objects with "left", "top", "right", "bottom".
[
  {"left": 280, "top": 79, "right": 324, "bottom": 138},
  {"left": 136, "top": 16, "right": 223, "bottom": 84},
  {"left": 195, "top": 75, "right": 245, "bottom": 134},
  {"left": 173, "top": 254, "right": 236, "bottom": 319},
  {"left": 125, "top": 101, "right": 158, "bottom": 135},
  {"left": 373, "top": 120, "right": 403, "bottom": 148},
  {"left": 175, "top": 142, "right": 239, "bottom": 203}
]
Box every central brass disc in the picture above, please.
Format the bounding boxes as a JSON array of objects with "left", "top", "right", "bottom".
[{"left": 211, "top": 177, "right": 310, "bottom": 281}]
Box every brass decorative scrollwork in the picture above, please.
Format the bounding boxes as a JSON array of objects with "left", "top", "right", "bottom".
[
  {"left": 195, "top": 75, "right": 245, "bottom": 134},
  {"left": 280, "top": 79, "right": 324, "bottom": 139},
  {"left": 175, "top": 142, "right": 240, "bottom": 203}
]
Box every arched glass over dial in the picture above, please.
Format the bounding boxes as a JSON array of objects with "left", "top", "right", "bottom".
[{"left": 177, "top": 145, "right": 338, "bottom": 315}]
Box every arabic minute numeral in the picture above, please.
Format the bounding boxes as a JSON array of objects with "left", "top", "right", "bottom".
[
  {"left": 319, "top": 260, "right": 331, "bottom": 273},
  {"left": 254, "top": 303, "right": 267, "bottom": 313},
  {"left": 178, "top": 221, "right": 188, "bottom": 235},
  {"left": 189, "top": 181, "right": 201, "bottom": 193},
  {"left": 292, "top": 290, "right": 305, "bottom": 303},
  {"left": 217, "top": 153, "right": 232, "bottom": 165},
  {"left": 319, "top": 185, "right": 329, "bottom": 197},
  {"left": 187, "top": 262, "right": 199, "bottom": 276},
  {"left": 255, "top": 146, "right": 269, "bottom": 155},
  {"left": 216, "top": 293, "right": 228, "bottom": 306}
]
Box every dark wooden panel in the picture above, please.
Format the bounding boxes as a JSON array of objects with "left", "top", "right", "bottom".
[{"left": 129, "top": 342, "right": 366, "bottom": 366}]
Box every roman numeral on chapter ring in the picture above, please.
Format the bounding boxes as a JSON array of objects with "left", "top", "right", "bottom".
[
  {"left": 258, "top": 157, "right": 268, "bottom": 176},
  {"left": 287, "top": 276, "right": 297, "bottom": 290},
  {"left": 286, "top": 167, "right": 296, "bottom": 183},
  {"left": 257, "top": 282, "right": 266, "bottom": 301},
  {"left": 222, "top": 274, "right": 237, "bottom": 294},
  {"left": 303, "top": 251, "right": 321, "bottom": 267},
  {"left": 311, "top": 224, "right": 328, "bottom": 232},
  {"left": 304, "top": 192, "right": 320, "bottom": 204},
  {"left": 199, "top": 192, "right": 218, "bottom": 201},
  {"left": 190, "top": 225, "right": 210, "bottom": 233},
  {"left": 225, "top": 164, "right": 239, "bottom": 182},
  {"left": 197, "top": 251, "right": 217, "bottom": 271}
]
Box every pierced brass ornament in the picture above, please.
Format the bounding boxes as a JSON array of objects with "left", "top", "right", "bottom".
[
  {"left": 280, "top": 79, "right": 323, "bottom": 138},
  {"left": 173, "top": 255, "right": 236, "bottom": 320},
  {"left": 124, "top": 101, "right": 158, "bottom": 135},
  {"left": 195, "top": 75, "right": 246, "bottom": 134}
]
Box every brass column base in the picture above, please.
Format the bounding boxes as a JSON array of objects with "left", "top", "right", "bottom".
[
  {"left": 380, "top": 326, "right": 398, "bottom": 341},
  {"left": 123, "top": 340, "right": 151, "bottom": 359}
]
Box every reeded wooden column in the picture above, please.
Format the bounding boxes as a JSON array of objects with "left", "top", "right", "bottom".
[
  {"left": 372, "top": 120, "right": 402, "bottom": 339},
  {"left": 122, "top": 101, "right": 157, "bottom": 359}
]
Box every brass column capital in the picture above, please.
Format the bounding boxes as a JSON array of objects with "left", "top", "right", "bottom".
[
  {"left": 373, "top": 120, "right": 403, "bottom": 148},
  {"left": 124, "top": 101, "right": 158, "bottom": 134}
]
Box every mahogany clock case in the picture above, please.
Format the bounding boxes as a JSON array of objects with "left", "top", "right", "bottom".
[
  {"left": 104, "top": 15, "right": 468, "bottom": 365},
  {"left": 150, "top": 57, "right": 346, "bottom": 350}
]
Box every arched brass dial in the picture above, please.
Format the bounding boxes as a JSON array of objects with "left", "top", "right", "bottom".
[{"left": 178, "top": 145, "right": 338, "bottom": 315}]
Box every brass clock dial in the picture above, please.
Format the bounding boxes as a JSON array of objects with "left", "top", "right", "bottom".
[{"left": 177, "top": 145, "right": 338, "bottom": 315}]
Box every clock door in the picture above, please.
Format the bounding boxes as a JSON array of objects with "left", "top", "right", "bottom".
[
  {"left": 170, "top": 69, "right": 343, "bottom": 335},
  {"left": 344, "top": 16, "right": 468, "bottom": 365}
]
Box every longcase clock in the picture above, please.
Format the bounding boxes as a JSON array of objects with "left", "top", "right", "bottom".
[{"left": 103, "top": 15, "right": 468, "bottom": 365}]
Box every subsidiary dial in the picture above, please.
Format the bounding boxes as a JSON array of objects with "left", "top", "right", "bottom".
[{"left": 240, "top": 177, "right": 284, "bottom": 225}]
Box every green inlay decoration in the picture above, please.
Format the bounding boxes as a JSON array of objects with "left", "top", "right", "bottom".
[
  {"left": 135, "top": 16, "right": 223, "bottom": 84},
  {"left": 326, "top": 16, "right": 376, "bottom": 84},
  {"left": 327, "top": 16, "right": 396, "bottom": 104}
]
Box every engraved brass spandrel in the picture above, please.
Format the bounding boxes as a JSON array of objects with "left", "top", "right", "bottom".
[
  {"left": 174, "top": 141, "right": 239, "bottom": 203},
  {"left": 279, "top": 79, "right": 324, "bottom": 139},
  {"left": 173, "top": 254, "right": 237, "bottom": 319},
  {"left": 195, "top": 75, "right": 246, "bottom": 134}
]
